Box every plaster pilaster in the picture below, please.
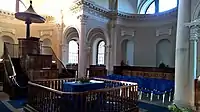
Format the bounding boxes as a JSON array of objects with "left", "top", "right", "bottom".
[{"left": 77, "top": 14, "right": 88, "bottom": 77}]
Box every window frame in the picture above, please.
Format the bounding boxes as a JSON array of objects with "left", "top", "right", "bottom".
[
  {"left": 96, "top": 40, "right": 105, "bottom": 65},
  {"left": 145, "top": 1, "right": 156, "bottom": 14},
  {"left": 140, "top": 0, "right": 178, "bottom": 14},
  {"left": 68, "top": 39, "right": 79, "bottom": 64}
]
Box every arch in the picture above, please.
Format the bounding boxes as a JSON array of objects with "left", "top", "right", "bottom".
[
  {"left": 1, "top": 36, "right": 15, "bottom": 44},
  {"left": 42, "top": 38, "right": 52, "bottom": 46},
  {"left": 0, "top": 33, "right": 17, "bottom": 44},
  {"left": 192, "top": 0, "right": 200, "bottom": 20},
  {"left": 41, "top": 38, "right": 52, "bottom": 55},
  {"left": 0, "top": 35, "right": 15, "bottom": 57},
  {"left": 87, "top": 28, "right": 108, "bottom": 66},
  {"left": 139, "top": 0, "right": 154, "bottom": 14},
  {"left": 63, "top": 27, "right": 79, "bottom": 44},
  {"left": 156, "top": 39, "right": 172, "bottom": 67},
  {"left": 139, "top": 0, "right": 178, "bottom": 14},
  {"left": 87, "top": 27, "right": 110, "bottom": 46},
  {"left": 121, "top": 38, "right": 134, "bottom": 65},
  {"left": 62, "top": 27, "right": 79, "bottom": 64}
]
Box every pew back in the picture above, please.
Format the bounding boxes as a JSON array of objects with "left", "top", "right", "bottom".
[{"left": 114, "top": 66, "right": 174, "bottom": 80}]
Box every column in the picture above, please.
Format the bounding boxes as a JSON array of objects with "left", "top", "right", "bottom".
[
  {"left": 189, "top": 26, "right": 199, "bottom": 79},
  {"left": 61, "top": 44, "right": 68, "bottom": 64},
  {"left": 174, "top": 0, "right": 192, "bottom": 108},
  {"left": 188, "top": 26, "right": 199, "bottom": 107},
  {"left": 57, "top": 24, "right": 63, "bottom": 60},
  {"left": 77, "top": 14, "right": 88, "bottom": 78},
  {"left": 105, "top": 45, "right": 112, "bottom": 74},
  {"left": 86, "top": 45, "right": 91, "bottom": 68},
  {"left": 59, "top": 10, "right": 65, "bottom": 61}
]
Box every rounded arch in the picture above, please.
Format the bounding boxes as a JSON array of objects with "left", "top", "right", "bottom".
[
  {"left": 0, "top": 35, "right": 15, "bottom": 57},
  {"left": 192, "top": 0, "right": 200, "bottom": 20},
  {"left": 63, "top": 27, "right": 79, "bottom": 44},
  {"left": 62, "top": 27, "right": 79, "bottom": 64},
  {"left": 87, "top": 27, "right": 110, "bottom": 46},
  {"left": 41, "top": 38, "right": 52, "bottom": 46},
  {"left": 0, "top": 33, "right": 17, "bottom": 44},
  {"left": 92, "top": 38, "right": 106, "bottom": 65},
  {"left": 156, "top": 39, "right": 172, "bottom": 67},
  {"left": 121, "top": 38, "right": 134, "bottom": 65},
  {"left": 139, "top": 0, "right": 154, "bottom": 14},
  {"left": 120, "top": 36, "right": 134, "bottom": 45},
  {"left": 87, "top": 28, "right": 108, "bottom": 66},
  {"left": 1, "top": 36, "right": 15, "bottom": 44}
]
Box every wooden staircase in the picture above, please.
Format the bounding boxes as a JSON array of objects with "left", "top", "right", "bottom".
[{"left": 2, "top": 37, "right": 71, "bottom": 99}]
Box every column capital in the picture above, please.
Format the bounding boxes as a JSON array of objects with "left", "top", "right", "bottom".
[
  {"left": 77, "top": 14, "right": 88, "bottom": 24},
  {"left": 189, "top": 26, "right": 200, "bottom": 41}
]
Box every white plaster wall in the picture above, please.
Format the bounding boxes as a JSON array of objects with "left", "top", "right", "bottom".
[{"left": 115, "top": 18, "right": 177, "bottom": 67}]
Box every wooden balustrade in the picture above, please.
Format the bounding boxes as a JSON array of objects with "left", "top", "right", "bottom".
[
  {"left": 24, "top": 78, "right": 139, "bottom": 112},
  {"left": 114, "top": 66, "right": 175, "bottom": 80}
]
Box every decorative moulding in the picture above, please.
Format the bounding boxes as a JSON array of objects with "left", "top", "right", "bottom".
[
  {"left": 70, "top": 0, "right": 177, "bottom": 21},
  {"left": 121, "top": 28, "right": 135, "bottom": 37},
  {"left": 156, "top": 27, "right": 172, "bottom": 36},
  {"left": 0, "top": 27, "right": 16, "bottom": 35},
  {"left": 39, "top": 30, "right": 53, "bottom": 37}
]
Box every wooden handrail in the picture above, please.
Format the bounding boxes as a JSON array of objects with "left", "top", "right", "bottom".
[{"left": 29, "top": 78, "right": 138, "bottom": 94}]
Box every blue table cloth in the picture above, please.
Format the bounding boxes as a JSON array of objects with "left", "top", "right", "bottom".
[
  {"left": 63, "top": 80, "right": 105, "bottom": 92},
  {"left": 62, "top": 80, "right": 105, "bottom": 112}
]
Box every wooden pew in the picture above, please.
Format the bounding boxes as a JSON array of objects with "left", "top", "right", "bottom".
[
  {"left": 87, "top": 65, "right": 107, "bottom": 77},
  {"left": 113, "top": 66, "right": 175, "bottom": 80},
  {"left": 66, "top": 64, "right": 78, "bottom": 77}
]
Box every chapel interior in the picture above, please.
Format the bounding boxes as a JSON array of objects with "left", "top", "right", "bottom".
[{"left": 0, "top": 0, "right": 199, "bottom": 112}]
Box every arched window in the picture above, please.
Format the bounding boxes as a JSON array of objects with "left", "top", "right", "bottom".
[
  {"left": 140, "top": 0, "right": 178, "bottom": 14},
  {"left": 96, "top": 41, "right": 105, "bottom": 65},
  {"left": 146, "top": 2, "right": 155, "bottom": 14},
  {"left": 68, "top": 40, "right": 78, "bottom": 64}
]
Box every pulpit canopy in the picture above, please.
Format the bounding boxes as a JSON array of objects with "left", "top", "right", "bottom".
[{"left": 15, "top": 0, "right": 45, "bottom": 23}]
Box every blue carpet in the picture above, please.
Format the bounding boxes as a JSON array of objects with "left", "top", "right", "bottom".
[
  {"left": 138, "top": 101, "right": 170, "bottom": 112},
  {"left": 7, "top": 99, "right": 26, "bottom": 109},
  {"left": 0, "top": 101, "right": 12, "bottom": 112}
]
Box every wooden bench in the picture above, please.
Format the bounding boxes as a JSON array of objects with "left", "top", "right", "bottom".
[{"left": 114, "top": 66, "right": 174, "bottom": 80}]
